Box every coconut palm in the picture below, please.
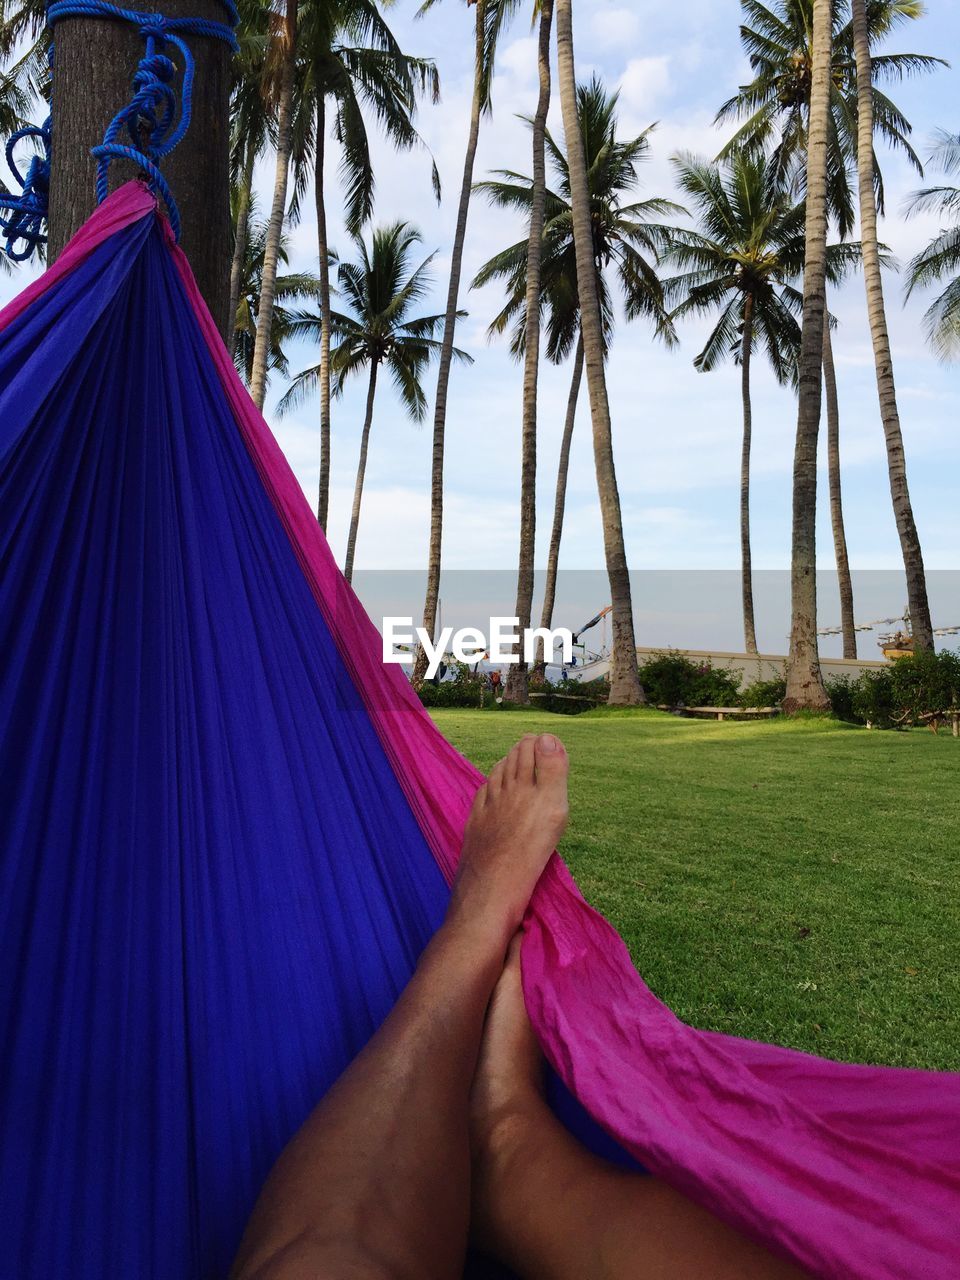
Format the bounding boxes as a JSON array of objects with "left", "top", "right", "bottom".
[
  {"left": 249, "top": 0, "right": 299, "bottom": 410},
  {"left": 555, "top": 1, "right": 643, "bottom": 704},
  {"left": 663, "top": 152, "right": 806, "bottom": 653},
  {"left": 500, "top": 0, "right": 553, "bottom": 705},
  {"left": 233, "top": 214, "right": 321, "bottom": 390},
  {"left": 293, "top": 0, "right": 440, "bottom": 530},
  {"left": 229, "top": 0, "right": 274, "bottom": 331},
  {"left": 279, "top": 222, "right": 471, "bottom": 582},
  {"left": 473, "top": 78, "right": 680, "bottom": 676},
  {"left": 850, "top": 0, "right": 933, "bottom": 650},
  {"left": 0, "top": 0, "right": 48, "bottom": 117},
  {"left": 784, "top": 0, "right": 832, "bottom": 711},
  {"left": 718, "top": 0, "right": 940, "bottom": 653},
  {"left": 663, "top": 153, "right": 871, "bottom": 656},
  {"left": 716, "top": 0, "right": 943, "bottom": 236},
  {"left": 413, "top": 0, "right": 520, "bottom": 687},
  {"left": 905, "top": 130, "right": 960, "bottom": 359}
]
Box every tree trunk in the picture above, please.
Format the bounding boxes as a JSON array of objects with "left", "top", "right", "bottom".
[
  {"left": 249, "top": 0, "right": 298, "bottom": 411},
  {"left": 533, "top": 335, "right": 583, "bottom": 676},
  {"left": 228, "top": 137, "right": 255, "bottom": 342},
  {"left": 784, "top": 0, "right": 831, "bottom": 713},
  {"left": 413, "top": 0, "right": 486, "bottom": 687},
  {"left": 503, "top": 0, "right": 553, "bottom": 706},
  {"left": 556, "top": 0, "right": 643, "bottom": 705},
  {"left": 344, "top": 361, "right": 378, "bottom": 584},
  {"left": 48, "top": 0, "right": 232, "bottom": 337},
  {"left": 850, "top": 0, "right": 933, "bottom": 651},
  {"left": 823, "top": 315, "right": 857, "bottom": 659},
  {"left": 315, "top": 97, "right": 332, "bottom": 531},
  {"left": 740, "top": 291, "right": 758, "bottom": 655}
]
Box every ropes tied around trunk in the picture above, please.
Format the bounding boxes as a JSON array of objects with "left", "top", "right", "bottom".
[{"left": 0, "top": 0, "right": 237, "bottom": 258}]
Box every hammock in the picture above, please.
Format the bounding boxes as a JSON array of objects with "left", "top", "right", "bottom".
[{"left": 0, "top": 183, "right": 957, "bottom": 1279}]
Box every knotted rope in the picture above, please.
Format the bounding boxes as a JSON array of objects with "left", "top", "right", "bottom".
[
  {"left": 0, "top": 0, "right": 237, "bottom": 258},
  {"left": 0, "top": 118, "right": 52, "bottom": 260}
]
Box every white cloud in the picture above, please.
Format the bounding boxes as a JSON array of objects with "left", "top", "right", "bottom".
[
  {"left": 588, "top": 6, "right": 641, "bottom": 51},
  {"left": 617, "top": 56, "right": 672, "bottom": 117}
]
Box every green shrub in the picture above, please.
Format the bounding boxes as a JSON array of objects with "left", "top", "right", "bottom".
[
  {"left": 889, "top": 648, "right": 960, "bottom": 722},
  {"left": 638, "top": 651, "right": 741, "bottom": 708},
  {"left": 417, "top": 678, "right": 488, "bottom": 709},
  {"left": 739, "top": 676, "right": 786, "bottom": 708},
  {"left": 845, "top": 650, "right": 960, "bottom": 729},
  {"left": 824, "top": 674, "right": 861, "bottom": 723},
  {"left": 851, "top": 667, "right": 898, "bottom": 728}
]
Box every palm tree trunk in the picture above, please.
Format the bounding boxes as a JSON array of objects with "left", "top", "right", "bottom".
[
  {"left": 413, "top": 0, "right": 487, "bottom": 686},
  {"left": 823, "top": 316, "right": 857, "bottom": 659},
  {"left": 850, "top": 0, "right": 933, "bottom": 651},
  {"left": 740, "top": 291, "right": 758, "bottom": 655},
  {"left": 503, "top": 0, "right": 553, "bottom": 705},
  {"left": 784, "top": 0, "right": 831, "bottom": 713},
  {"left": 228, "top": 138, "right": 255, "bottom": 340},
  {"left": 249, "top": 0, "right": 298, "bottom": 411},
  {"left": 315, "top": 97, "right": 332, "bottom": 531},
  {"left": 344, "top": 362, "right": 378, "bottom": 584},
  {"left": 533, "top": 334, "right": 583, "bottom": 677},
  {"left": 555, "top": 0, "right": 643, "bottom": 705},
  {"left": 49, "top": 0, "right": 232, "bottom": 335}
]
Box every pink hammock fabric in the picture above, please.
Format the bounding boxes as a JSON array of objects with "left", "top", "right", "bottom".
[{"left": 14, "top": 184, "right": 960, "bottom": 1278}]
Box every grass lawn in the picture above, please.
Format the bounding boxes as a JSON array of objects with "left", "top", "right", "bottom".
[{"left": 430, "top": 708, "right": 959, "bottom": 1072}]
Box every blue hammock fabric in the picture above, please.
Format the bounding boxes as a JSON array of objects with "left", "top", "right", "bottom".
[
  {"left": 0, "top": 181, "right": 626, "bottom": 1280},
  {"left": 0, "top": 208, "right": 456, "bottom": 1275}
]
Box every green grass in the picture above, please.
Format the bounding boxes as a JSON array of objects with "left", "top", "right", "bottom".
[{"left": 430, "top": 708, "right": 960, "bottom": 1071}]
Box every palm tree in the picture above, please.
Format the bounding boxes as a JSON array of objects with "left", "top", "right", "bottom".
[
  {"left": 784, "top": 0, "right": 832, "bottom": 712},
  {"left": 663, "top": 152, "right": 805, "bottom": 654},
  {"left": 473, "top": 80, "right": 679, "bottom": 676},
  {"left": 3, "top": 0, "right": 235, "bottom": 316},
  {"left": 501, "top": 0, "right": 553, "bottom": 705},
  {"left": 229, "top": 0, "right": 273, "bottom": 332},
  {"left": 250, "top": 0, "right": 300, "bottom": 410},
  {"left": 905, "top": 130, "right": 960, "bottom": 359},
  {"left": 850, "top": 0, "right": 933, "bottom": 651},
  {"left": 279, "top": 222, "right": 471, "bottom": 582},
  {"left": 413, "top": 0, "right": 519, "bottom": 687},
  {"left": 716, "top": 0, "right": 942, "bottom": 236},
  {"left": 555, "top": 3, "right": 643, "bottom": 704},
  {"left": 294, "top": 0, "right": 440, "bottom": 530},
  {"left": 822, "top": 317, "right": 857, "bottom": 657},
  {"left": 718, "top": 0, "right": 941, "bottom": 653},
  {"left": 233, "top": 213, "right": 321, "bottom": 391},
  {"left": 663, "top": 154, "right": 870, "bottom": 658}
]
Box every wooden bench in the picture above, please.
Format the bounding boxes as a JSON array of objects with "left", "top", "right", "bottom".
[
  {"left": 528, "top": 692, "right": 598, "bottom": 705},
  {"left": 658, "top": 705, "right": 780, "bottom": 721}
]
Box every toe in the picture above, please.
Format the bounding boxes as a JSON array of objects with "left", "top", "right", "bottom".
[
  {"left": 487, "top": 756, "right": 507, "bottom": 792},
  {"left": 534, "top": 733, "right": 566, "bottom": 772},
  {"left": 534, "top": 734, "right": 568, "bottom": 797},
  {"left": 513, "top": 734, "right": 537, "bottom": 784}
]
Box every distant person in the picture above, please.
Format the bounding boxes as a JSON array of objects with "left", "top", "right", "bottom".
[{"left": 489, "top": 669, "right": 503, "bottom": 700}]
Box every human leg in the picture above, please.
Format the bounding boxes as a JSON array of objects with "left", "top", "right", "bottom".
[
  {"left": 470, "top": 942, "right": 807, "bottom": 1280},
  {"left": 231, "top": 732, "right": 569, "bottom": 1280}
]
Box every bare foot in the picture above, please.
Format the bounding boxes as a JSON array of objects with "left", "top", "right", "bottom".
[
  {"left": 469, "top": 935, "right": 549, "bottom": 1257},
  {"left": 448, "top": 734, "right": 569, "bottom": 947}
]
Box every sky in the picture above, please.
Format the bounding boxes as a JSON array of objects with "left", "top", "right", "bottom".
[{"left": 3, "top": 0, "right": 958, "bottom": 650}]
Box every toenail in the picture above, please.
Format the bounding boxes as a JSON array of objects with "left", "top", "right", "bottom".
[{"left": 538, "top": 734, "right": 559, "bottom": 753}]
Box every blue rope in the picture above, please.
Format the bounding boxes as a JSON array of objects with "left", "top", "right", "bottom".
[
  {"left": 0, "top": 0, "right": 237, "bottom": 258},
  {"left": 0, "top": 119, "right": 52, "bottom": 260}
]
